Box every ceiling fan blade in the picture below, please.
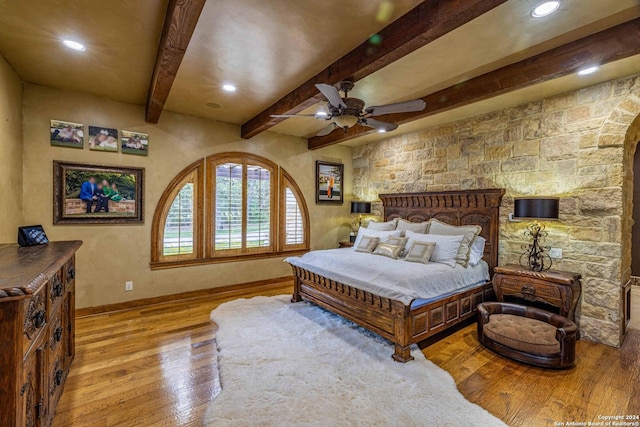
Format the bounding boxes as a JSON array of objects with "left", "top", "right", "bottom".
[
  {"left": 316, "top": 124, "right": 337, "bottom": 136},
  {"left": 315, "top": 84, "right": 347, "bottom": 109},
  {"left": 365, "top": 99, "right": 426, "bottom": 116},
  {"left": 361, "top": 118, "right": 398, "bottom": 133},
  {"left": 270, "top": 114, "right": 321, "bottom": 118}
]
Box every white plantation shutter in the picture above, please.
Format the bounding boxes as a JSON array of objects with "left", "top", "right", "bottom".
[
  {"left": 284, "top": 188, "right": 303, "bottom": 245},
  {"left": 215, "top": 163, "right": 243, "bottom": 250},
  {"left": 246, "top": 165, "right": 271, "bottom": 248},
  {"left": 163, "top": 182, "right": 194, "bottom": 256}
]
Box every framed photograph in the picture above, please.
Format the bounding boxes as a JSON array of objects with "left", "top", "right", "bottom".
[
  {"left": 88, "top": 126, "right": 118, "bottom": 152},
  {"left": 53, "top": 161, "right": 144, "bottom": 224},
  {"left": 50, "top": 120, "right": 84, "bottom": 149},
  {"left": 316, "top": 161, "right": 344, "bottom": 204},
  {"left": 121, "top": 130, "right": 149, "bottom": 156}
]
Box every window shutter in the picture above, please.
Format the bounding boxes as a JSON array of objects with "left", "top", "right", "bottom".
[
  {"left": 284, "top": 187, "right": 303, "bottom": 245},
  {"left": 246, "top": 165, "right": 271, "bottom": 248},
  {"left": 214, "top": 163, "right": 243, "bottom": 251},
  {"left": 163, "top": 182, "right": 194, "bottom": 256}
]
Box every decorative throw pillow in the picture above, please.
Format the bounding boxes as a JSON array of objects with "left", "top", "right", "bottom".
[
  {"left": 428, "top": 219, "right": 482, "bottom": 267},
  {"left": 372, "top": 243, "right": 403, "bottom": 259},
  {"left": 396, "top": 219, "right": 430, "bottom": 235},
  {"left": 386, "top": 236, "right": 409, "bottom": 256},
  {"left": 468, "top": 236, "right": 487, "bottom": 266},
  {"left": 355, "top": 236, "right": 379, "bottom": 253},
  {"left": 352, "top": 228, "right": 403, "bottom": 249},
  {"left": 366, "top": 219, "right": 397, "bottom": 231},
  {"left": 404, "top": 230, "right": 464, "bottom": 268},
  {"left": 404, "top": 241, "right": 436, "bottom": 264}
]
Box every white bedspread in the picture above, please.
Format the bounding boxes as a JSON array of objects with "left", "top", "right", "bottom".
[{"left": 286, "top": 249, "right": 490, "bottom": 306}]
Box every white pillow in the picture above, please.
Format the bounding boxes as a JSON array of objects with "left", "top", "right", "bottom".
[
  {"left": 468, "top": 236, "right": 486, "bottom": 266},
  {"left": 428, "top": 219, "right": 481, "bottom": 267},
  {"left": 353, "top": 228, "right": 403, "bottom": 249},
  {"left": 404, "top": 230, "right": 464, "bottom": 268},
  {"left": 396, "top": 219, "right": 430, "bottom": 235},
  {"left": 366, "top": 219, "right": 397, "bottom": 231}
]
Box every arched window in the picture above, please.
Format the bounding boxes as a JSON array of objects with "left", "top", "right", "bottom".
[{"left": 151, "top": 153, "right": 309, "bottom": 269}]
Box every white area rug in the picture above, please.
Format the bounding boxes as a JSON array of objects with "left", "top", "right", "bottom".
[{"left": 203, "top": 295, "right": 507, "bottom": 427}]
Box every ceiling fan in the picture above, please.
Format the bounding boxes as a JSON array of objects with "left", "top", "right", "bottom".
[{"left": 270, "top": 81, "right": 426, "bottom": 137}]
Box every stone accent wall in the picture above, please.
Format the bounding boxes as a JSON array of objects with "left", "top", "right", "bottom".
[{"left": 353, "top": 74, "right": 640, "bottom": 347}]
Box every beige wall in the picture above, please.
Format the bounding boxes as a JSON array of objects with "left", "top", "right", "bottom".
[
  {"left": 353, "top": 74, "right": 640, "bottom": 347},
  {"left": 21, "top": 84, "right": 352, "bottom": 308},
  {"left": 0, "top": 55, "right": 23, "bottom": 242}
]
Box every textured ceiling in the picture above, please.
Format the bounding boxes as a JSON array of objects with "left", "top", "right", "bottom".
[{"left": 0, "top": 0, "right": 638, "bottom": 145}]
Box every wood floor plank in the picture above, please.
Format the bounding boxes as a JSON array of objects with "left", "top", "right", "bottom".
[{"left": 53, "top": 281, "right": 640, "bottom": 426}]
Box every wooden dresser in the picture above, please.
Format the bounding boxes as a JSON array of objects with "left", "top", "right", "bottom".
[{"left": 0, "top": 241, "right": 82, "bottom": 427}]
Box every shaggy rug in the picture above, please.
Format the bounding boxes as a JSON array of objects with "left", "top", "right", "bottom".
[{"left": 203, "top": 296, "right": 506, "bottom": 427}]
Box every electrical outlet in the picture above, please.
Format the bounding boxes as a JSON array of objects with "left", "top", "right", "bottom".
[
  {"left": 125, "top": 281, "right": 133, "bottom": 291},
  {"left": 549, "top": 248, "right": 563, "bottom": 259}
]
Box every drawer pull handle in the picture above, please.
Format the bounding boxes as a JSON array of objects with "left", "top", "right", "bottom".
[
  {"left": 54, "top": 327, "right": 63, "bottom": 342},
  {"left": 68, "top": 268, "right": 75, "bottom": 280},
  {"left": 54, "top": 370, "right": 64, "bottom": 386},
  {"left": 521, "top": 285, "right": 536, "bottom": 296},
  {"left": 53, "top": 283, "right": 63, "bottom": 297},
  {"left": 33, "top": 311, "right": 46, "bottom": 329}
]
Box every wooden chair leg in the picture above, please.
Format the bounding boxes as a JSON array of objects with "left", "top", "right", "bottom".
[{"left": 392, "top": 344, "right": 414, "bottom": 363}]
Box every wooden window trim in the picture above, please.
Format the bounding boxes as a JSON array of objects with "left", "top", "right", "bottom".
[
  {"left": 152, "top": 153, "right": 310, "bottom": 270},
  {"left": 151, "top": 159, "right": 204, "bottom": 263}
]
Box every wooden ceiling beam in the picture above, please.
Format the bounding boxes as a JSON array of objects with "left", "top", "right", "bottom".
[
  {"left": 145, "top": 0, "right": 206, "bottom": 124},
  {"left": 240, "top": 0, "right": 509, "bottom": 139},
  {"left": 308, "top": 18, "right": 640, "bottom": 150}
]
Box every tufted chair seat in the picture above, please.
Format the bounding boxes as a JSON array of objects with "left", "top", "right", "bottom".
[{"left": 477, "top": 302, "right": 577, "bottom": 369}]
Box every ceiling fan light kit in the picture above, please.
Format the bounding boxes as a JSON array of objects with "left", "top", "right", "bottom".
[{"left": 270, "top": 80, "right": 426, "bottom": 137}]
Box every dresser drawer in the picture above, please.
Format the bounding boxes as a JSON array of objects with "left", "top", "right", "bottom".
[
  {"left": 64, "top": 256, "right": 76, "bottom": 286},
  {"left": 48, "top": 269, "right": 64, "bottom": 318},
  {"left": 22, "top": 286, "right": 47, "bottom": 356}
]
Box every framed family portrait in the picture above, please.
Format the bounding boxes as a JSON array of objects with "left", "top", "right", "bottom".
[
  {"left": 88, "top": 126, "right": 118, "bottom": 152},
  {"left": 53, "top": 161, "right": 144, "bottom": 224},
  {"left": 121, "top": 130, "right": 149, "bottom": 156},
  {"left": 50, "top": 120, "right": 84, "bottom": 149},
  {"left": 315, "top": 161, "right": 343, "bottom": 204}
]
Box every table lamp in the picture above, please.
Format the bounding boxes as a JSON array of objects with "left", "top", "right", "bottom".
[
  {"left": 513, "top": 197, "right": 559, "bottom": 272},
  {"left": 350, "top": 201, "right": 371, "bottom": 242}
]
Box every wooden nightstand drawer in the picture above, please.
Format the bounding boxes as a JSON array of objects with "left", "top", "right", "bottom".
[{"left": 493, "top": 265, "right": 581, "bottom": 322}]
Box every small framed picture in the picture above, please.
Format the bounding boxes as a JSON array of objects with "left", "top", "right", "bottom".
[
  {"left": 53, "top": 161, "right": 144, "bottom": 225},
  {"left": 50, "top": 120, "right": 84, "bottom": 149},
  {"left": 121, "top": 130, "right": 149, "bottom": 156},
  {"left": 316, "top": 161, "right": 343, "bottom": 204},
  {"left": 88, "top": 126, "right": 118, "bottom": 152}
]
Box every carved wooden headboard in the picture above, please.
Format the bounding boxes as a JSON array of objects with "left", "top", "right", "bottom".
[{"left": 379, "top": 189, "right": 505, "bottom": 273}]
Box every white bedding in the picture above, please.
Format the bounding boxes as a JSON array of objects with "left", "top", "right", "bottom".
[{"left": 286, "top": 249, "right": 490, "bottom": 306}]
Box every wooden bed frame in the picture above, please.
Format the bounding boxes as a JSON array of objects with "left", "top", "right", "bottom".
[{"left": 289, "top": 189, "right": 505, "bottom": 362}]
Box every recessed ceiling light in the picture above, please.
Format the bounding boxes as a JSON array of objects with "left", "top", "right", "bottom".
[
  {"left": 206, "top": 102, "right": 221, "bottom": 109},
  {"left": 531, "top": 1, "right": 560, "bottom": 18},
  {"left": 378, "top": 129, "right": 387, "bottom": 133},
  {"left": 222, "top": 84, "right": 236, "bottom": 92},
  {"left": 577, "top": 65, "right": 600, "bottom": 76},
  {"left": 316, "top": 111, "right": 328, "bottom": 117},
  {"left": 62, "top": 40, "right": 86, "bottom": 51}
]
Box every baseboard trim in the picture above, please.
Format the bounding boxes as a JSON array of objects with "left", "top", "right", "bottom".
[{"left": 75, "top": 275, "right": 293, "bottom": 318}]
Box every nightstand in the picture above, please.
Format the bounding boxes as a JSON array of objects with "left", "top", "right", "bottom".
[
  {"left": 493, "top": 265, "right": 581, "bottom": 322},
  {"left": 338, "top": 240, "right": 354, "bottom": 248}
]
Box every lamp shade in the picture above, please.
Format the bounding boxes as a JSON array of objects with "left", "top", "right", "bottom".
[
  {"left": 350, "top": 201, "right": 371, "bottom": 214},
  {"left": 514, "top": 197, "right": 559, "bottom": 220}
]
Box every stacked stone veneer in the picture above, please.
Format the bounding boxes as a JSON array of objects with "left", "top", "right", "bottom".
[{"left": 352, "top": 74, "right": 640, "bottom": 347}]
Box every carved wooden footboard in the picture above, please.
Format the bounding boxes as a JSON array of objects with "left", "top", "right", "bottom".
[
  {"left": 289, "top": 189, "right": 504, "bottom": 362},
  {"left": 291, "top": 265, "right": 495, "bottom": 362}
]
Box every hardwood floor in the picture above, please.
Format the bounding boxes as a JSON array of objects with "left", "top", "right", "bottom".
[{"left": 55, "top": 280, "right": 640, "bottom": 427}]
